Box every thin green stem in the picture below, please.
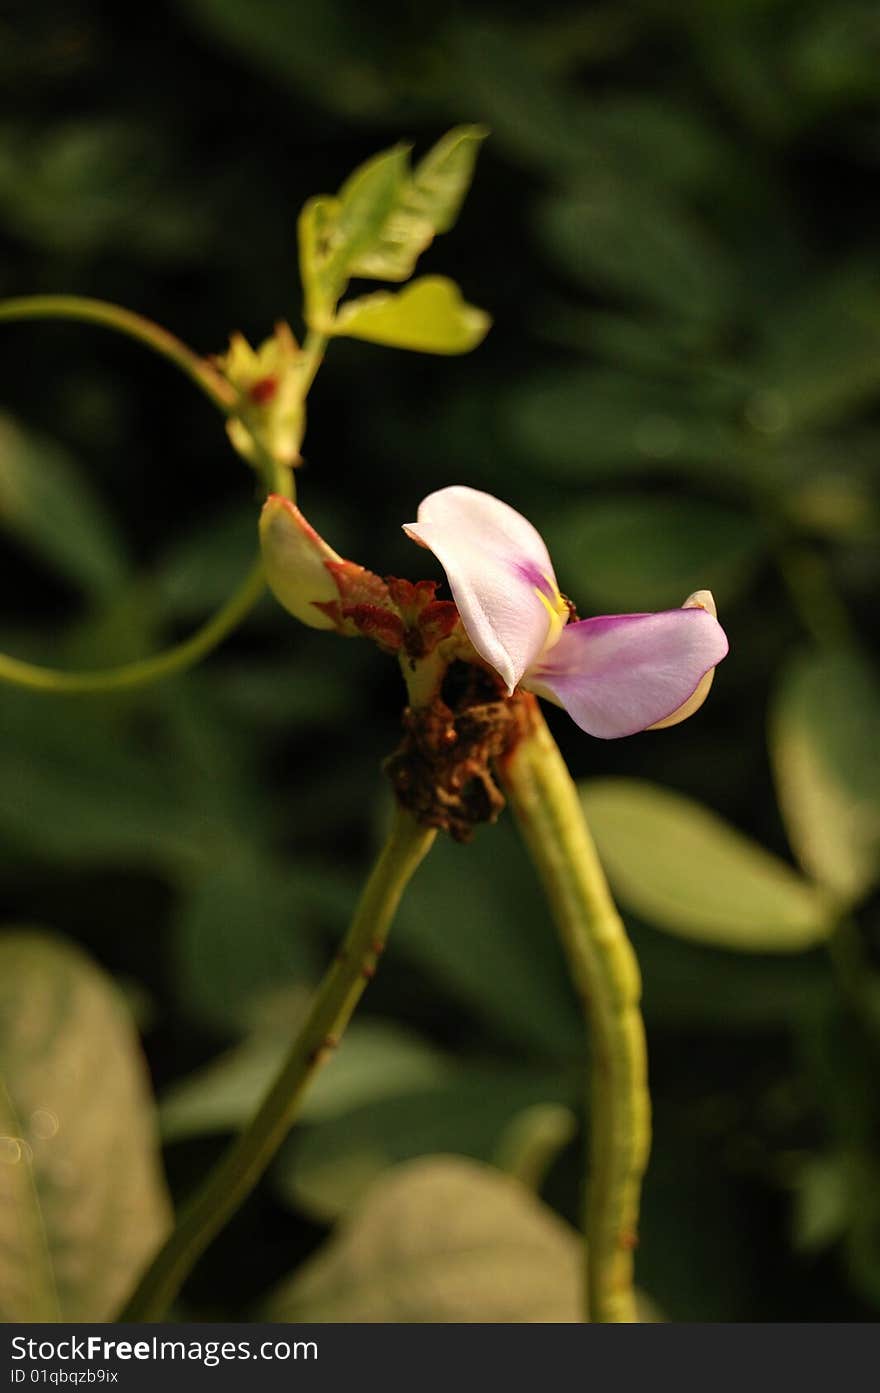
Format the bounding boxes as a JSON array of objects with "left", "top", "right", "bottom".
[
  {"left": 118, "top": 806, "right": 436, "bottom": 1322},
  {"left": 298, "top": 330, "right": 328, "bottom": 398},
  {"left": 0, "top": 558, "right": 266, "bottom": 694},
  {"left": 0, "top": 294, "right": 299, "bottom": 500},
  {"left": 499, "top": 697, "right": 650, "bottom": 1323},
  {"left": 0, "top": 292, "right": 310, "bottom": 694},
  {"left": 0, "top": 295, "right": 237, "bottom": 416}
]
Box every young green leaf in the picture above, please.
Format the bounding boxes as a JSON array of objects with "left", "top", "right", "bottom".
[
  {"left": 770, "top": 649, "right": 880, "bottom": 905},
  {"left": 348, "top": 125, "right": 488, "bottom": 281},
  {"left": 298, "top": 146, "right": 410, "bottom": 328},
  {"left": 332, "top": 276, "right": 490, "bottom": 354},
  {"left": 0, "top": 931, "right": 170, "bottom": 1321},
  {"left": 298, "top": 128, "right": 487, "bottom": 329},
  {"left": 333, "top": 143, "right": 411, "bottom": 276},
  {"left": 298, "top": 194, "right": 344, "bottom": 329},
  {"left": 580, "top": 779, "right": 834, "bottom": 951}
]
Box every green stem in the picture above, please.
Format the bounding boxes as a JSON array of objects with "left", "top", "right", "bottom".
[
  {"left": 0, "top": 557, "right": 266, "bottom": 694},
  {"left": 499, "top": 697, "right": 650, "bottom": 1323},
  {"left": 0, "top": 294, "right": 296, "bottom": 498},
  {"left": 298, "top": 330, "right": 328, "bottom": 398},
  {"left": 118, "top": 806, "right": 436, "bottom": 1322},
  {"left": 0, "top": 295, "right": 237, "bottom": 416}
]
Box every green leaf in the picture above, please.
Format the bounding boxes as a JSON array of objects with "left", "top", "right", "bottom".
[
  {"left": 409, "top": 125, "right": 488, "bottom": 235},
  {"left": 0, "top": 931, "right": 170, "bottom": 1321},
  {"left": 277, "top": 1069, "right": 573, "bottom": 1221},
  {"left": 299, "top": 147, "right": 407, "bottom": 325},
  {"left": 549, "top": 495, "right": 764, "bottom": 611},
  {"left": 771, "top": 649, "right": 880, "bottom": 905},
  {"left": 300, "top": 129, "right": 486, "bottom": 327},
  {"left": 333, "top": 277, "right": 490, "bottom": 355},
  {"left": 334, "top": 144, "right": 411, "bottom": 276},
  {"left": 347, "top": 126, "right": 487, "bottom": 281},
  {"left": 160, "top": 1019, "right": 453, "bottom": 1142},
  {"left": 0, "top": 1082, "right": 58, "bottom": 1321},
  {"left": 298, "top": 195, "right": 345, "bottom": 329},
  {"left": 0, "top": 413, "right": 127, "bottom": 599},
  {"left": 267, "top": 1155, "right": 584, "bottom": 1321},
  {"left": 580, "top": 779, "right": 834, "bottom": 952}
]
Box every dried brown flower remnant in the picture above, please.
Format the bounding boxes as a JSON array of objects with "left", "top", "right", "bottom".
[{"left": 385, "top": 660, "right": 527, "bottom": 842}]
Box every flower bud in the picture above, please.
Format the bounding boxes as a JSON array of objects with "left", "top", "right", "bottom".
[
  {"left": 215, "top": 323, "right": 305, "bottom": 468},
  {"left": 259, "top": 494, "right": 341, "bottom": 630}
]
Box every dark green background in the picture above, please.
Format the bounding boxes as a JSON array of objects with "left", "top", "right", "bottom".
[{"left": 2, "top": 0, "right": 880, "bottom": 1321}]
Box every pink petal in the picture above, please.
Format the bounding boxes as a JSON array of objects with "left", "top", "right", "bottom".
[
  {"left": 525, "top": 607, "right": 729, "bottom": 739},
  {"left": 648, "top": 590, "right": 720, "bottom": 729},
  {"left": 403, "top": 486, "right": 562, "bottom": 692}
]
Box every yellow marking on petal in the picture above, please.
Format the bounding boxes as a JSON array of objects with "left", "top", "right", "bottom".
[
  {"left": 649, "top": 588, "right": 720, "bottom": 730},
  {"left": 649, "top": 668, "right": 715, "bottom": 729},
  {"left": 535, "top": 584, "right": 570, "bottom": 654}
]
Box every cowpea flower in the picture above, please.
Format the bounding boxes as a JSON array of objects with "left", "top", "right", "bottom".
[{"left": 403, "top": 486, "right": 729, "bottom": 739}]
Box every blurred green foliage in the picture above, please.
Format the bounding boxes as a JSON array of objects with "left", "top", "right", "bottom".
[{"left": 2, "top": 0, "right": 880, "bottom": 1322}]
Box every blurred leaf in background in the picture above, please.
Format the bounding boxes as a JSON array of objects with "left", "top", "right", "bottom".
[{"left": 0, "top": 932, "right": 171, "bottom": 1321}]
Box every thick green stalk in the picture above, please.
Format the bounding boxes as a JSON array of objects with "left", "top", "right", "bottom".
[
  {"left": 118, "top": 807, "right": 435, "bottom": 1322},
  {"left": 499, "top": 697, "right": 650, "bottom": 1323},
  {"left": 0, "top": 557, "right": 266, "bottom": 694}
]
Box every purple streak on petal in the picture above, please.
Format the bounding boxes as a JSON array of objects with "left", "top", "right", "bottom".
[
  {"left": 525, "top": 607, "right": 729, "bottom": 739},
  {"left": 403, "top": 485, "right": 561, "bottom": 692},
  {"left": 512, "top": 558, "right": 558, "bottom": 602}
]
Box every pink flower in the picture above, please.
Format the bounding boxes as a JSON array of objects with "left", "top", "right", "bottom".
[{"left": 404, "top": 486, "right": 729, "bottom": 739}]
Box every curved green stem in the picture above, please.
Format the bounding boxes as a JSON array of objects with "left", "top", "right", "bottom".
[
  {"left": 0, "top": 295, "right": 237, "bottom": 416},
  {"left": 118, "top": 806, "right": 436, "bottom": 1322},
  {"left": 0, "top": 294, "right": 298, "bottom": 499},
  {"left": 499, "top": 697, "right": 650, "bottom": 1323},
  {"left": 0, "top": 557, "right": 266, "bottom": 694}
]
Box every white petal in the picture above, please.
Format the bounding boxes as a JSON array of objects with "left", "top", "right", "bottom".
[{"left": 403, "top": 485, "right": 562, "bottom": 692}]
